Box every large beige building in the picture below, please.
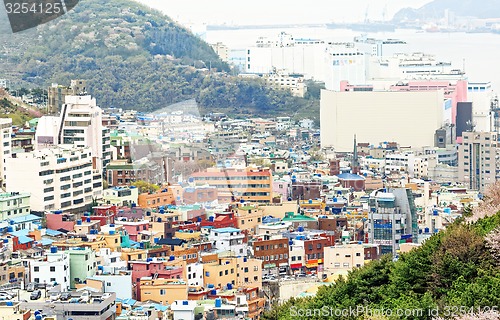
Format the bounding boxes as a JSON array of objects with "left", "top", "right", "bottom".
[
  {"left": 320, "top": 90, "right": 445, "bottom": 152},
  {"left": 323, "top": 244, "right": 365, "bottom": 273},
  {"left": 458, "top": 131, "right": 498, "bottom": 191}
]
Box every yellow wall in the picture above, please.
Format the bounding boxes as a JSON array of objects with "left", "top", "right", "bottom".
[
  {"left": 235, "top": 206, "right": 264, "bottom": 233},
  {"left": 139, "top": 278, "right": 188, "bottom": 305},
  {"left": 203, "top": 259, "right": 237, "bottom": 289},
  {"left": 258, "top": 202, "right": 297, "bottom": 219}
]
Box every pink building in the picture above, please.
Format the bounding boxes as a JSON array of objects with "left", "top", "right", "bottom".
[
  {"left": 130, "top": 259, "right": 184, "bottom": 299},
  {"left": 46, "top": 212, "right": 76, "bottom": 232},
  {"left": 116, "top": 220, "right": 150, "bottom": 242},
  {"left": 273, "top": 180, "right": 291, "bottom": 200}
]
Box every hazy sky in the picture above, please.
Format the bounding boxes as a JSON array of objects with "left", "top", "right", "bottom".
[{"left": 135, "top": 0, "right": 433, "bottom": 25}]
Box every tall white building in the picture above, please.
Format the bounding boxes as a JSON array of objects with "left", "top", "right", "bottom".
[
  {"left": 324, "top": 43, "right": 366, "bottom": 91},
  {"left": 0, "top": 118, "right": 12, "bottom": 189},
  {"left": 30, "top": 248, "right": 70, "bottom": 290},
  {"left": 36, "top": 94, "right": 111, "bottom": 171},
  {"left": 458, "top": 131, "right": 498, "bottom": 191},
  {"left": 5, "top": 145, "right": 103, "bottom": 212},
  {"left": 467, "top": 82, "right": 496, "bottom": 132},
  {"left": 245, "top": 32, "right": 328, "bottom": 82}
]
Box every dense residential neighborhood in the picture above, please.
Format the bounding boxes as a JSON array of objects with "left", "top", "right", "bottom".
[{"left": 1, "top": 0, "right": 500, "bottom": 319}]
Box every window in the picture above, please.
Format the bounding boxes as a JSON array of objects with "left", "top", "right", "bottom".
[
  {"left": 34, "top": 267, "right": 39, "bottom": 272},
  {"left": 160, "top": 289, "right": 166, "bottom": 295},
  {"left": 50, "top": 266, "right": 56, "bottom": 272}
]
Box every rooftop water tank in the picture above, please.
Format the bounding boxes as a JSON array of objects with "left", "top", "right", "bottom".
[
  {"left": 297, "top": 226, "right": 304, "bottom": 232},
  {"left": 76, "top": 219, "right": 82, "bottom": 225},
  {"left": 169, "top": 255, "right": 175, "bottom": 261},
  {"left": 215, "top": 298, "right": 222, "bottom": 308},
  {"left": 109, "top": 230, "right": 115, "bottom": 235},
  {"left": 50, "top": 246, "right": 57, "bottom": 254},
  {"left": 227, "top": 283, "right": 233, "bottom": 290},
  {"left": 86, "top": 218, "right": 91, "bottom": 223}
]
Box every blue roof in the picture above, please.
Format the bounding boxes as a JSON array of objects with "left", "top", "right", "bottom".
[
  {"left": 336, "top": 173, "right": 365, "bottom": 181},
  {"left": 45, "top": 229, "right": 64, "bottom": 236},
  {"left": 9, "top": 229, "right": 29, "bottom": 237},
  {"left": 118, "top": 298, "right": 137, "bottom": 306},
  {"left": 17, "top": 235, "right": 33, "bottom": 244},
  {"left": 212, "top": 227, "right": 240, "bottom": 233},
  {"left": 10, "top": 214, "right": 42, "bottom": 224},
  {"left": 40, "top": 238, "right": 54, "bottom": 246}
]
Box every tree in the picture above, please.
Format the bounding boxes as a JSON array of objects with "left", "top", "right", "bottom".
[{"left": 131, "top": 180, "right": 160, "bottom": 193}]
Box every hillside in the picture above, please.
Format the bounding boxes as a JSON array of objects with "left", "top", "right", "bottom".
[
  {"left": 393, "top": 0, "right": 500, "bottom": 22},
  {"left": 1, "top": 0, "right": 225, "bottom": 111},
  {"left": 0, "top": 0, "right": 319, "bottom": 117},
  {"left": 0, "top": 89, "right": 40, "bottom": 126},
  {"left": 263, "top": 184, "right": 500, "bottom": 320}
]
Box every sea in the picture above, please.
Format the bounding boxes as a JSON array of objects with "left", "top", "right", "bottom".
[{"left": 204, "top": 27, "right": 500, "bottom": 93}]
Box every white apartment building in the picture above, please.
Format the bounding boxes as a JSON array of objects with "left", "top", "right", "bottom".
[
  {"left": 458, "top": 131, "right": 498, "bottom": 191},
  {"left": 30, "top": 248, "right": 70, "bottom": 290},
  {"left": 385, "top": 152, "right": 429, "bottom": 179},
  {"left": 186, "top": 263, "right": 204, "bottom": 287},
  {"left": 208, "top": 227, "right": 248, "bottom": 257},
  {"left": 468, "top": 82, "right": 496, "bottom": 132},
  {"left": 323, "top": 244, "right": 365, "bottom": 273},
  {"left": 5, "top": 145, "right": 103, "bottom": 212},
  {"left": 36, "top": 94, "right": 111, "bottom": 171},
  {"left": 288, "top": 239, "right": 305, "bottom": 271},
  {"left": 324, "top": 43, "right": 366, "bottom": 91},
  {"left": 0, "top": 192, "right": 30, "bottom": 221},
  {"left": 90, "top": 274, "right": 132, "bottom": 300},
  {"left": 245, "top": 32, "right": 329, "bottom": 84},
  {"left": 263, "top": 71, "right": 307, "bottom": 97},
  {"left": 0, "top": 118, "right": 12, "bottom": 188},
  {"left": 102, "top": 186, "right": 139, "bottom": 206}
]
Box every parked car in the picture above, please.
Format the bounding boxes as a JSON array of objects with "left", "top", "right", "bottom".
[
  {"left": 60, "top": 292, "right": 71, "bottom": 301},
  {"left": 30, "top": 290, "right": 41, "bottom": 300},
  {"left": 49, "top": 292, "right": 61, "bottom": 301},
  {"left": 79, "top": 291, "right": 90, "bottom": 303},
  {"left": 27, "top": 283, "right": 36, "bottom": 292},
  {"left": 295, "top": 273, "right": 307, "bottom": 278},
  {"left": 0, "top": 292, "right": 14, "bottom": 299}
]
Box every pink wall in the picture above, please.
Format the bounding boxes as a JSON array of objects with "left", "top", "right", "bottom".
[{"left": 46, "top": 213, "right": 76, "bottom": 232}]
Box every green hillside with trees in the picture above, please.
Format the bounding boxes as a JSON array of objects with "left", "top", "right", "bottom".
[
  {"left": 0, "top": 0, "right": 319, "bottom": 118},
  {"left": 263, "top": 185, "right": 500, "bottom": 320}
]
